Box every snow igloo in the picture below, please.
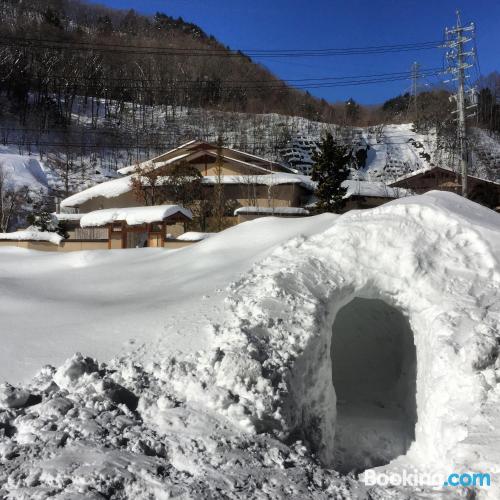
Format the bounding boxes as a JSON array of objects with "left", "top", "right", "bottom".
[{"left": 222, "top": 192, "right": 500, "bottom": 476}]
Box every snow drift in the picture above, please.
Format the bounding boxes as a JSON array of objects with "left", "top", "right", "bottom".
[{"left": 1, "top": 191, "right": 499, "bottom": 498}]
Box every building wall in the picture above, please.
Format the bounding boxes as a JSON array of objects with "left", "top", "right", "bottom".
[
  {"left": 190, "top": 160, "right": 261, "bottom": 177},
  {"left": 0, "top": 240, "right": 108, "bottom": 252},
  {"left": 341, "top": 196, "right": 396, "bottom": 213},
  {"left": 60, "top": 241, "right": 108, "bottom": 251},
  {"left": 237, "top": 213, "right": 309, "bottom": 223}
]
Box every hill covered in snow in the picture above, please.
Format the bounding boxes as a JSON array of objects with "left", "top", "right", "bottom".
[{"left": 2, "top": 103, "right": 499, "bottom": 205}]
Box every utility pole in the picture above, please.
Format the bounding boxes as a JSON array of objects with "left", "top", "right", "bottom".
[
  {"left": 444, "top": 11, "right": 475, "bottom": 197},
  {"left": 411, "top": 62, "right": 420, "bottom": 121}
]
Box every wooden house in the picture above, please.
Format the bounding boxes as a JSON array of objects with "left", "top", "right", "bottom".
[
  {"left": 388, "top": 166, "right": 500, "bottom": 210},
  {"left": 79, "top": 206, "right": 193, "bottom": 249},
  {"left": 60, "top": 140, "right": 314, "bottom": 215}
]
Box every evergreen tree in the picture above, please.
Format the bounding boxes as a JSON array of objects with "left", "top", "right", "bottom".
[
  {"left": 27, "top": 210, "right": 67, "bottom": 238},
  {"left": 345, "top": 97, "right": 360, "bottom": 124},
  {"left": 311, "top": 132, "right": 350, "bottom": 213}
]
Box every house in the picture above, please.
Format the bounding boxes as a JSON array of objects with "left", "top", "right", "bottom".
[
  {"left": 305, "top": 180, "right": 412, "bottom": 213},
  {"left": 60, "top": 140, "right": 314, "bottom": 215},
  {"left": 340, "top": 180, "right": 412, "bottom": 212},
  {"left": 49, "top": 140, "right": 316, "bottom": 250},
  {"left": 79, "top": 205, "right": 193, "bottom": 249},
  {"left": 388, "top": 166, "right": 500, "bottom": 210},
  {"left": 0, "top": 206, "right": 192, "bottom": 252}
]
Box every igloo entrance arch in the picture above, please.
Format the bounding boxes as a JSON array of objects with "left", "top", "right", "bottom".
[{"left": 331, "top": 297, "right": 417, "bottom": 473}]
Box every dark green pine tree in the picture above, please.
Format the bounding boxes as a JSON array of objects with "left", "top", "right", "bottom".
[{"left": 311, "top": 132, "right": 351, "bottom": 213}]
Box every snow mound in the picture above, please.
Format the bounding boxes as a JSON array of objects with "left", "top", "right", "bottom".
[
  {"left": 176, "top": 231, "right": 215, "bottom": 241},
  {"left": 0, "top": 227, "right": 63, "bottom": 245}
]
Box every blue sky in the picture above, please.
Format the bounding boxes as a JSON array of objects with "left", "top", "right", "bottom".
[{"left": 97, "top": 0, "right": 499, "bottom": 105}]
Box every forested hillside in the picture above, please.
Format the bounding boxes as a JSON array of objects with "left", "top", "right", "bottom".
[{"left": 0, "top": 0, "right": 338, "bottom": 126}]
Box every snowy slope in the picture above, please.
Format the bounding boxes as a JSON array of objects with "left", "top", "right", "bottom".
[
  {"left": 280, "top": 123, "right": 438, "bottom": 181},
  {"left": 0, "top": 192, "right": 500, "bottom": 498},
  {"left": 0, "top": 152, "right": 48, "bottom": 192}
]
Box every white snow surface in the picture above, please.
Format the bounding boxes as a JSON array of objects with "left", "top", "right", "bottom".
[
  {"left": 1, "top": 191, "right": 500, "bottom": 498},
  {"left": 0, "top": 227, "right": 63, "bottom": 245},
  {"left": 234, "top": 206, "right": 310, "bottom": 215},
  {"left": 53, "top": 213, "right": 85, "bottom": 222},
  {"left": 80, "top": 205, "right": 193, "bottom": 227},
  {"left": 60, "top": 175, "right": 132, "bottom": 208},
  {"left": 176, "top": 231, "right": 215, "bottom": 241}
]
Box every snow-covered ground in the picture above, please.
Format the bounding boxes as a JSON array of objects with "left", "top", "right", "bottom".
[
  {"left": 1, "top": 191, "right": 499, "bottom": 498},
  {"left": 0, "top": 152, "right": 49, "bottom": 193},
  {"left": 0, "top": 214, "right": 337, "bottom": 383}
]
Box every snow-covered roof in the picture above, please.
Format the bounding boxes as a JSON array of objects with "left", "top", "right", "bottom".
[
  {"left": 80, "top": 205, "right": 192, "bottom": 227},
  {"left": 117, "top": 152, "right": 192, "bottom": 175},
  {"left": 53, "top": 213, "right": 84, "bottom": 222},
  {"left": 234, "top": 206, "right": 310, "bottom": 216},
  {"left": 202, "top": 173, "right": 315, "bottom": 189},
  {"left": 117, "top": 140, "right": 293, "bottom": 176},
  {"left": 176, "top": 232, "right": 215, "bottom": 241},
  {"left": 61, "top": 171, "right": 315, "bottom": 209},
  {"left": 342, "top": 180, "right": 411, "bottom": 199},
  {"left": 61, "top": 175, "right": 132, "bottom": 208},
  {"left": 0, "top": 228, "right": 63, "bottom": 245},
  {"left": 388, "top": 165, "right": 500, "bottom": 187}
]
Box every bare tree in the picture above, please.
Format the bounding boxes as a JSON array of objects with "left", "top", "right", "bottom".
[
  {"left": 130, "top": 162, "right": 171, "bottom": 206},
  {"left": 212, "top": 136, "right": 225, "bottom": 231},
  {"left": 0, "top": 164, "right": 29, "bottom": 232}
]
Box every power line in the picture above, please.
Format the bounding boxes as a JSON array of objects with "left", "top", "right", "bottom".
[
  {"left": 7, "top": 71, "right": 442, "bottom": 93},
  {"left": 25, "top": 68, "right": 443, "bottom": 86},
  {"left": 0, "top": 35, "right": 445, "bottom": 58}
]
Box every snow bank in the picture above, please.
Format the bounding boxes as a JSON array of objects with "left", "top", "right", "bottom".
[
  {"left": 176, "top": 231, "right": 215, "bottom": 241},
  {"left": 80, "top": 205, "right": 192, "bottom": 227},
  {"left": 0, "top": 213, "right": 337, "bottom": 383},
  {"left": 234, "top": 206, "right": 310, "bottom": 215},
  {"left": 0, "top": 227, "right": 63, "bottom": 245}
]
